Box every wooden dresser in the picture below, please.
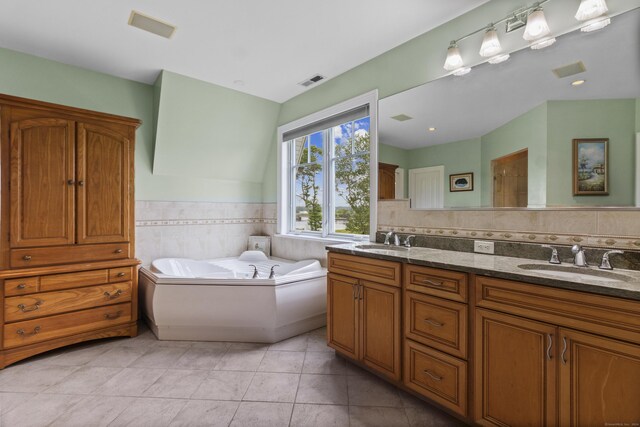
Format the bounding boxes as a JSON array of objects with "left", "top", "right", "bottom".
[{"left": 0, "top": 94, "right": 140, "bottom": 368}]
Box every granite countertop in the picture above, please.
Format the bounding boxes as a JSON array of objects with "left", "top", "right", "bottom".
[{"left": 326, "top": 243, "right": 640, "bottom": 301}]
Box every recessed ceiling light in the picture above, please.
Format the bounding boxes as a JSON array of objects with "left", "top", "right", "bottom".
[
  {"left": 428, "top": 127, "right": 436, "bottom": 132},
  {"left": 572, "top": 79, "right": 586, "bottom": 86},
  {"left": 128, "top": 10, "right": 176, "bottom": 39}
]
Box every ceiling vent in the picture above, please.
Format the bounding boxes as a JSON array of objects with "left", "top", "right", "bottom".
[
  {"left": 391, "top": 114, "right": 413, "bottom": 122},
  {"left": 298, "top": 74, "right": 325, "bottom": 87},
  {"left": 128, "top": 11, "right": 176, "bottom": 39},
  {"left": 552, "top": 61, "right": 587, "bottom": 78}
]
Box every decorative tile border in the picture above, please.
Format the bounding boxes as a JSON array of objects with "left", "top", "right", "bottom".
[{"left": 136, "top": 218, "right": 277, "bottom": 227}]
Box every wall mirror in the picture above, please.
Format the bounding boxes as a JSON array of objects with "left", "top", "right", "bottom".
[{"left": 378, "top": 8, "right": 639, "bottom": 209}]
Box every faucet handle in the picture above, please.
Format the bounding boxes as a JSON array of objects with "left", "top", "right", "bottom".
[
  {"left": 269, "top": 265, "right": 280, "bottom": 279},
  {"left": 599, "top": 250, "right": 624, "bottom": 270},
  {"left": 542, "top": 245, "right": 561, "bottom": 264},
  {"left": 248, "top": 264, "right": 259, "bottom": 279},
  {"left": 384, "top": 231, "right": 393, "bottom": 245},
  {"left": 404, "top": 235, "right": 416, "bottom": 248}
]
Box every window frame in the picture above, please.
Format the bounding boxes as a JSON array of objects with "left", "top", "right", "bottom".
[{"left": 277, "top": 90, "right": 378, "bottom": 242}]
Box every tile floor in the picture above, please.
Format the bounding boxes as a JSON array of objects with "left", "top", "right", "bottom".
[{"left": 0, "top": 324, "right": 465, "bottom": 426}]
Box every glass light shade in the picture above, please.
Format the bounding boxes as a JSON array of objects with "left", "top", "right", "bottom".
[
  {"left": 530, "top": 37, "right": 556, "bottom": 50},
  {"left": 523, "top": 9, "right": 551, "bottom": 41},
  {"left": 575, "top": 0, "right": 608, "bottom": 21},
  {"left": 488, "top": 54, "right": 510, "bottom": 64},
  {"left": 443, "top": 44, "right": 464, "bottom": 71},
  {"left": 479, "top": 28, "right": 502, "bottom": 57},
  {"left": 581, "top": 16, "right": 611, "bottom": 32},
  {"left": 452, "top": 67, "right": 471, "bottom": 76}
]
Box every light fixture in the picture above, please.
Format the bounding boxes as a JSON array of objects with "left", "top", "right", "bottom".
[
  {"left": 453, "top": 67, "right": 471, "bottom": 77},
  {"left": 488, "top": 54, "right": 510, "bottom": 64},
  {"left": 575, "top": 0, "right": 608, "bottom": 21},
  {"left": 479, "top": 27, "right": 502, "bottom": 57},
  {"left": 443, "top": 42, "right": 464, "bottom": 71},
  {"left": 530, "top": 37, "right": 556, "bottom": 50},
  {"left": 580, "top": 16, "right": 611, "bottom": 32},
  {"left": 523, "top": 7, "right": 551, "bottom": 41},
  {"left": 428, "top": 127, "right": 436, "bottom": 132},
  {"left": 571, "top": 79, "right": 586, "bottom": 86}
]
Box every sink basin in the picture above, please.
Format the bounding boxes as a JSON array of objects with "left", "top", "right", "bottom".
[
  {"left": 517, "top": 263, "right": 632, "bottom": 283},
  {"left": 354, "top": 244, "right": 409, "bottom": 253}
]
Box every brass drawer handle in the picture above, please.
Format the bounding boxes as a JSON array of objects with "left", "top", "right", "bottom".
[
  {"left": 423, "top": 318, "right": 444, "bottom": 327},
  {"left": 17, "top": 300, "right": 43, "bottom": 312},
  {"left": 114, "top": 249, "right": 123, "bottom": 254},
  {"left": 104, "top": 289, "right": 123, "bottom": 300},
  {"left": 116, "top": 272, "right": 126, "bottom": 278},
  {"left": 422, "top": 278, "right": 443, "bottom": 287},
  {"left": 23, "top": 255, "right": 32, "bottom": 261},
  {"left": 104, "top": 310, "right": 123, "bottom": 320},
  {"left": 17, "top": 326, "right": 41, "bottom": 337},
  {"left": 78, "top": 180, "right": 84, "bottom": 187},
  {"left": 423, "top": 370, "right": 443, "bottom": 382},
  {"left": 17, "top": 284, "right": 27, "bottom": 290}
]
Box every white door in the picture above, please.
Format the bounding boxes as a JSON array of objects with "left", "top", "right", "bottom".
[
  {"left": 395, "top": 168, "right": 405, "bottom": 199},
  {"left": 409, "top": 166, "right": 444, "bottom": 208}
]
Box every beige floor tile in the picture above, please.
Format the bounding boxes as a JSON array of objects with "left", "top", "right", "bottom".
[
  {"left": 230, "top": 401, "right": 293, "bottom": 427},
  {"left": 44, "top": 366, "right": 122, "bottom": 394},
  {"left": 173, "top": 348, "right": 226, "bottom": 370},
  {"left": 258, "top": 351, "right": 305, "bottom": 373},
  {"left": 44, "top": 343, "right": 112, "bottom": 366},
  {"left": 49, "top": 395, "right": 131, "bottom": 427},
  {"left": 302, "top": 352, "right": 346, "bottom": 375},
  {"left": 109, "top": 397, "right": 187, "bottom": 427},
  {"left": 143, "top": 369, "right": 207, "bottom": 398},
  {"left": 404, "top": 404, "right": 466, "bottom": 427},
  {"left": 214, "top": 349, "right": 266, "bottom": 371},
  {"left": 169, "top": 400, "right": 239, "bottom": 427},
  {"left": 295, "top": 374, "right": 348, "bottom": 405},
  {"left": 87, "top": 346, "right": 148, "bottom": 367},
  {"left": 290, "top": 403, "right": 349, "bottom": 427},
  {"left": 0, "top": 365, "right": 79, "bottom": 392},
  {"left": 243, "top": 372, "right": 300, "bottom": 403},
  {"left": 305, "top": 334, "right": 332, "bottom": 352},
  {"left": 268, "top": 335, "right": 309, "bottom": 352},
  {"left": 191, "top": 371, "right": 254, "bottom": 401},
  {"left": 94, "top": 367, "right": 166, "bottom": 397},
  {"left": 349, "top": 406, "right": 410, "bottom": 427},
  {"left": 347, "top": 375, "right": 403, "bottom": 407},
  {"left": 0, "top": 392, "right": 36, "bottom": 416},
  {"left": 1, "top": 393, "right": 85, "bottom": 427},
  {"left": 129, "top": 347, "right": 189, "bottom": 369}
]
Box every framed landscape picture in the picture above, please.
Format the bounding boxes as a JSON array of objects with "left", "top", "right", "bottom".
[
  {"left": 573, "top": 138, "right": 608, "bottom": 196},
  {"left": 450, "top": 172, "right": 473, "bottom": 192}
]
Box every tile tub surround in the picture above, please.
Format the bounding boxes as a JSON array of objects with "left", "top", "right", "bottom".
[
  {"left": 0, "top": 324, "right": 463, "bottom": 427},
  {"left": 378, "top": 200, "right": 640, "bottom": 251}
]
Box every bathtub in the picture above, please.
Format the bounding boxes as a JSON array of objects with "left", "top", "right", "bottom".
[{"left": 139, "top": 251, "right": 327, "bottom": 342}]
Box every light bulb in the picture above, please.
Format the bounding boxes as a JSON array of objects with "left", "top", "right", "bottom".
[
  {"left": 581, "top": 16, "right": 611, "bottom": 32},
  {"left": 530, "top": 37, "right": 556, "bottom": 50},
  {"left": 452, "top": 67, "right": 471, "bottom": 76},
  {"left": 479, "top": 27, "right": 502, "bottom": 57},
  {"left": 443, "top": 43, "right": 464, "bottom": 71},
  {"left": 523, "top": 8, "right": 551, "bottom": 41},
  {"left": 488, "top": 54, "right": 510, "bottom": 64},
  {"left": 575, "top": 0, "right": 608, "bottom": 21}
]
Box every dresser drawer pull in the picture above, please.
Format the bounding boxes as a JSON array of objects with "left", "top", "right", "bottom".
[
  {"left": 16, "top": 284, "right": 27, "bottom": 290},
  {"left": 423, "top": 318, "right": 444, "bottom": 327},
  {"left": 22, "top": 255, "right": 32, "bottom": 261},
  {"left": 104, "top": 311, "right": 123, "bottom": 320},
  {"left": 114, "top": 249, "right": 123, "bottom": 254},
  {"left": 116, "top": 272, "right": 126, "bottom": 277},
  {"left": 17, "top": 300, "right": 44, "bottom": 312},
  {"left": 104, "top": 289, "right": 123, "bottom": 300},
  {"left": 16, "top": 326, "right": 41, "bottom": 337},
  {"left": 423, "top": 370, "right": 443, "bottom": 382},
  {"left": 422, "top": 279, "right": 443, "bottom": 287}
]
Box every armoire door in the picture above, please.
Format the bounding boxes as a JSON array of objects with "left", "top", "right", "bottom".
[
  {"left": 327, "top": 273, "right": 359, "bottom": 359},
  {"left": 10, "top": 118, "right": 76, "bottom": 248},
  {"left": 76, "top": 123, "right": 130, "bottom": 244}
]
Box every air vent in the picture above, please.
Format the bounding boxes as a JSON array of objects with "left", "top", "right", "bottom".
[
  {"left": 391, "top": 114, "right": 413, "bottom": 122},
  {"left": 552, "top": 61, "right": 587, "bottom": 78},
  {"left": 298, "top": 74, "right": 325, "bottom": 87},
  {"left": 128, "top": 11, "right": 176, "bottom": 39}
]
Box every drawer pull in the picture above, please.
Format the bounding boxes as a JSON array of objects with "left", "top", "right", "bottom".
[
  {"left": 16, "top": 326, "right": 41, "bottom": 337},
  {"left": 561, "top": 336, "right": 568, "bottom": 365},
  {"left": 114, "top": 249, "right": 123, "bottom": 254},
  {"left": 546, "top": 334, "right": 553, "bottom": 360},
  {"left": 116, "top": 272, "right": 126, "bottom": 277},
  {"left": 23, "top": 255, "right": 32, "bottom": 261},
  {"left": 104, "top": 289, "right": 123, "bottom": 300},
  {"left": 17, "top": 300, "right": 43, "bottom": 312},
  {"left": 423, "top": 370, "right": 443, "bottom": 382},
  {"left": 423, "top": 318, "right": 444, "bottom": 327},
  {"left": 104, "top": 311, "right": 123, "bottom": 320},
  {"left": 16, "top": 284, "right": 26, "bottom": 290},
  {"left": 422, "top": 279, "right": 443, "bottom": 287}
]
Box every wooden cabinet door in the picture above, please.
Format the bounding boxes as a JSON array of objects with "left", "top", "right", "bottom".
[
  {"left": 361, "top": 280, "right": 401, "bottom": 380},
  {"left": 475, "top": 309, "right": 557, "bottom": 427},
  {"left": 76, "top": 123, "right": 130, "bottom": 244},
  {"left": 10, "top": 118, "right": 76, "bottom": 248},
  {"left": 559, "top": 328, "right": 640, "bottom": 426},
  {"left": 327, "top": 273, "right": 359, "bottom": 359}
]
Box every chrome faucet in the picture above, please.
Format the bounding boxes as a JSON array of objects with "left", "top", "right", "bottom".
[
  {"left": 384, "top": 231, "right": 400, "bottom": 246},
  {"left": 542, "top": 245, "right": 560, "bottom": 264},
  {"left": 599, "top": 250, "right": 623, "bottom": 270},
  {"left": 269, "top": 265, "right": 279, "bottom": 279},
  {"left": 404, "top": 235, "right": 416, "bottom": 248},
  {"left": 248, "top": 264, "right": 259, "bottom": 279},
  {"left": 571, "top": 245, "right": 588, "bottom": 267}
]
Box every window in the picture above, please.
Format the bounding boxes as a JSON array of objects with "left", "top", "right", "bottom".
[{"left": 277, "top": 91, "right": 378, "bottom": 240}]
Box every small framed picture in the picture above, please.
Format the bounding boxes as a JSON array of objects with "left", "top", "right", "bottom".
[
  {"left": 573, "top": 138, "right": 608, "bottom": 196},
  {"left": 449, "top": 172, "right": 474, "bottom": 192},
  {"left": 248, "top": 236, "right": 271, "bottom": 256}
]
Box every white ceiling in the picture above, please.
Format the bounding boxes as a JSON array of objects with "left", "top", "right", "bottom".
[
  {"left": 0, "top": 0, "right": 487, "bottom": 103},
  {"left": 379, "top": 8, "right": 640, "bottom": 150}
]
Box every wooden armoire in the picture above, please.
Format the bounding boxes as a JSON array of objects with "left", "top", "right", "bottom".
[{"left": 0, "top": 94, "right": 140, "bottom": 368}]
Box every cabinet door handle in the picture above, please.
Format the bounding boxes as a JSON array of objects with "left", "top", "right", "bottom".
[
  {"left": 116, "top": 272, "right": 126, "bottom": 277},
  {"left": 561, "top": 336, "right": 568, "bottom": 365},
  {"left": 67, "top": 179, "right": 75, "bottom": 185},
  {"left": 422, "top": 278, "right": 443, "bottom": 287},
  {"left": 423, "top": 318, "right": 444, "bottom": 327},
  {"left": 78, "top": 180, "right": 84, "bottom": 186},
  {"left": 16, "top": 284, "right": 26, "bottom": 290},
  {"left": 104, "top": 289, "right": 123, "bottom": 300},
  {"left": 358, "top": 284, "right": 363, "bottom": 300},
  {"left": 423, "top": 370, "right": 443, "bottom": 381},
  {"left": 104, "top": 310, "right": 123, "bottom": 320},
  {"left": 546, "top": 334, "right": 553, "bottom": 360},
  {"left": 22, "top": 255, "right": 32, "bottom": 261},
  {"left": 16, "top": 326, "right": 41, "bottom": 337},
  {"left": 114, "top": 249, "right": 123, "bottom": 254},
  {"left": 17, "top": 300, "right": 43, "bottom": 312}
]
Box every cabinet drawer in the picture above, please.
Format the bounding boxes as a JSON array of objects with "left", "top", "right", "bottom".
[
  {"left": 4, "top": 277, "right": 40, "bottom": 296},
  {"left": 404, "top": 339, "right": 467, "bottom": 417},
  {"left": 404, "top": 265, "right": 468, "bottom": 303},
  {"left": 109, "top": 267, "right": 133, "bottom": 283},
  {"left": 40, "top": 269, "right": 109, "bottom": 292},
  {"left": 475, "top": 275, "right": 640, "bottom": 345},
  {"left": 328, "top": 252, "right": 401, "bottom": 287},
  {"left": 4, "top": 303, "right": 131, "bottom": 348},
  {"left": 5, "top": 282, "right": 132, "bottom": 322},
  {"left": 405, "top": 291, "right": 468, "bottom": 359},
  {"left": 10, "top": 243, "right": 130, "bottom": 268}
]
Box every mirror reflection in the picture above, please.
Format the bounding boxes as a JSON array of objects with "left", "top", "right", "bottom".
[{"left": 378, "top": 8, "right": 640, "bottom": 209}]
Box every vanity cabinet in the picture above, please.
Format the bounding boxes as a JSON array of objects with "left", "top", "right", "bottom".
[
  {"left": 0, "top": 94, "right": 140, "bottom": 368},
  {"left": 327, "top": 253, "right": 402, "bottom": 380}
]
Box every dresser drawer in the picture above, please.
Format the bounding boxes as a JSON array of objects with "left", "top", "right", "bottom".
[
  {"left": 4, "top": 303, "right": 131, "bottom": 348},
  {"left": 109, "top": 267, "right": 133, "bottom": 283},
  {"left": 10, "top": 243, "right": 130, "bottom": 268},
  {"left": 40, "top": 269, "right": 109, "bottom": 292},
  {"left": 405, "top": 291, "right": 468, "bottom": 359},
  {"left": 4, "top": 277, "right": 40, "bottom": 296},
  {"left": 405, "top": 265, "right": 468, "bottom": 302},
  {"left": 328, "top": 252, "right": 401, "bottom": 287},
  {"left": 5, "top": 282, "right": 132, "bottom": 322},
  {"left": 403, "top": 339, "right": 467, "bottom": 417}
]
